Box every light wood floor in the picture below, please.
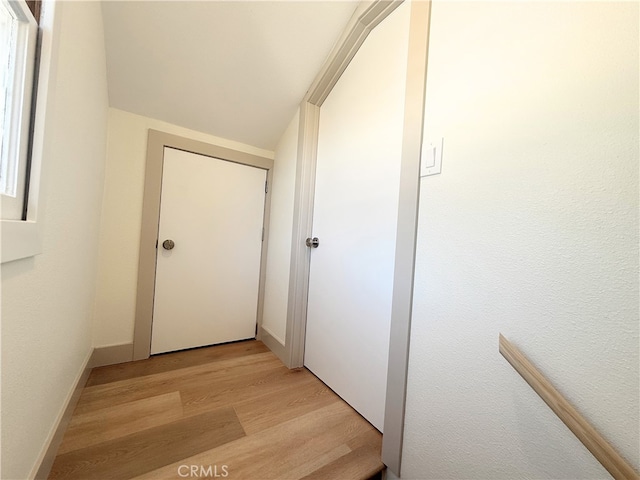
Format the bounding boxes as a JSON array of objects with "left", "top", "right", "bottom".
[{"left": 49, "top": 340, "right": 384, "bottom": 480}]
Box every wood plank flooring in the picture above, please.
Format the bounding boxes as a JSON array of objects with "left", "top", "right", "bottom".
[{"left": 49, "top": 340, "right": 384, "bottom": 480}]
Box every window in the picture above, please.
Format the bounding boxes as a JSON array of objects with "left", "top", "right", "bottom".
[
  {"left": 1, "top": 0, "right": 56, "bottom": 264},
  {"left": 1, "top": 0, "right": 37, "bottom": 220}
]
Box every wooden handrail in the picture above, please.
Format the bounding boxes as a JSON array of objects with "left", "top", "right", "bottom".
[{"left": 499, "top": 334, "right": 639, "bottom": 480}]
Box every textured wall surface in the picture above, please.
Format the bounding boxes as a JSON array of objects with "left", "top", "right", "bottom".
[
  {"left": 262, "top": 109, "right": 299, "bottom": 344},
  {"left": 92, "top": 109, "right": 274, "bottom": 347},
  {"left": 1, "top": 2, "right": 109, "bottom": 477},
  {"left": 401, "top": 2, "right": 639, "bottom": 479}
]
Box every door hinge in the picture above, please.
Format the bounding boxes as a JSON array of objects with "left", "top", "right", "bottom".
[
  {"left": 265, "top": 181, "right": 268, "bottom": 194},
  {"left": 262, "top": 227, "right": 264, "bottom": 242},
  {"left": 255, "top": 324, "right": 259, "bottom": 336}
]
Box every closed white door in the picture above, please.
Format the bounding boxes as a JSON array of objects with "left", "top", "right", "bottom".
[
  {"left": 304, "top": 2, "right": 410, "bottom": 431},
  {"left": 151, "top": 147, "right": 267, "bottom": 355}
]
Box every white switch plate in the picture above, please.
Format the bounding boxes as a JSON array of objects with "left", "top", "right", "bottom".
[{"left": 420, "top": 137, "right": 443, "bottom": 177}]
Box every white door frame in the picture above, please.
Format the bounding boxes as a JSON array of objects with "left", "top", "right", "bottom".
[
  {"left": 133, "top": 130, "right": 274, "bottom": 361},
  {"left": 283, "top": 1, "right": 432, "bottom": 475}
]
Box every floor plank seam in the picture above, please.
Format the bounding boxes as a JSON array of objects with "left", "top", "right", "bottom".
[{"left": 50, "top": 340, "right": 383, "bottom": 480}]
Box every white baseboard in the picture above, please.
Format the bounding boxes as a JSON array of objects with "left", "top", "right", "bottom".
[
  {"left": 30, "top": 349, "right": 93, "bottom": 480},
  {"left": 90, "top": 342, "right": 134, "bottom": 368},
  {"left": 260, "top": 324, "right": 285, "bottom": 346}
]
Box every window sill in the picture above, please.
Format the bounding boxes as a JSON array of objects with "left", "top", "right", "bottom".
[{"left": 1, "top": 219, "right": 42, "bottom": 263}]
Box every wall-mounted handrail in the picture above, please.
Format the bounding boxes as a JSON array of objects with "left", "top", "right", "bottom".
[{"left": 499, "top": 334, "right": 639, "bottom": 480}]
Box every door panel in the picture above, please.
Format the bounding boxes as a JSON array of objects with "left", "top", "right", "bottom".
[
  {"left": 151, "top": 147, "right": 267, "bottom": 354},
  {"left": 304, "top": 2, "right": 410, "bottom": 431}
]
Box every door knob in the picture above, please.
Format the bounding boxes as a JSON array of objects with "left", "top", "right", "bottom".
[
  {"left": 305, "top": 237, "right": 319, "bottom": 248},
  {"left": 162, "top": 239, "right": 175, "bottom": 250}
]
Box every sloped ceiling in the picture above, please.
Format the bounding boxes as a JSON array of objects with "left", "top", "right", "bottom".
[{"left": 101, "top": 1, "right": 359, "bottom": 151}]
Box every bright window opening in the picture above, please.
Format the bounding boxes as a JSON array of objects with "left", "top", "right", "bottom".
[{"left": 0, "top": 0, "right": 37, "bottom": 220}]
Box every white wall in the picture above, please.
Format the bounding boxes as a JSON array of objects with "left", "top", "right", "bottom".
[
  {"left": 401, "top": 2, "right": 639, "bottom": 479},
  {"left": 93, "top": 108, "right": 274, "bottom": 347},
  {"left": 262, "top": 109, "right": 299, "bottom": 345},
  {"left": 0, "top": 2, "right": 109, "bottom": 478}
]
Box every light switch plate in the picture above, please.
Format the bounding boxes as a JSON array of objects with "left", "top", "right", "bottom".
[{"left": 420, "top": 137, "right": 443, "bottom": 177}]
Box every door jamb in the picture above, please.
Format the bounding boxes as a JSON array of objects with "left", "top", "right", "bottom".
[
  {"left": 284, "top": 0, "right": 431, "bottom": 476},
  {"left": 133, "top": 130, "right": 274, "bottom": 361}
]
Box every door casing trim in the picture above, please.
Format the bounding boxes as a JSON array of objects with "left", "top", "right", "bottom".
[
  {"left": 133, "top": 130, "right": 274, "bottom": 361},
  {"left": 381, "top": 1, "right": 431, "bottom": 473}
]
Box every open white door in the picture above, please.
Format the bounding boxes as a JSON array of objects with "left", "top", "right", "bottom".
[
  {"left": 304, "top": 3, "right": 411, "bottom": 431},
  {"left": 151, "top": 147, "right": 267, "bottom": 354}
]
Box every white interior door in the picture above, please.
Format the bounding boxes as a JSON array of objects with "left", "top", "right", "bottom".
[
  {"left": 304, "top": 3, "right": 410, "bottom": 431},
  {"left": 151, "top": 147, "right": 267, "bottom": 355}
]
